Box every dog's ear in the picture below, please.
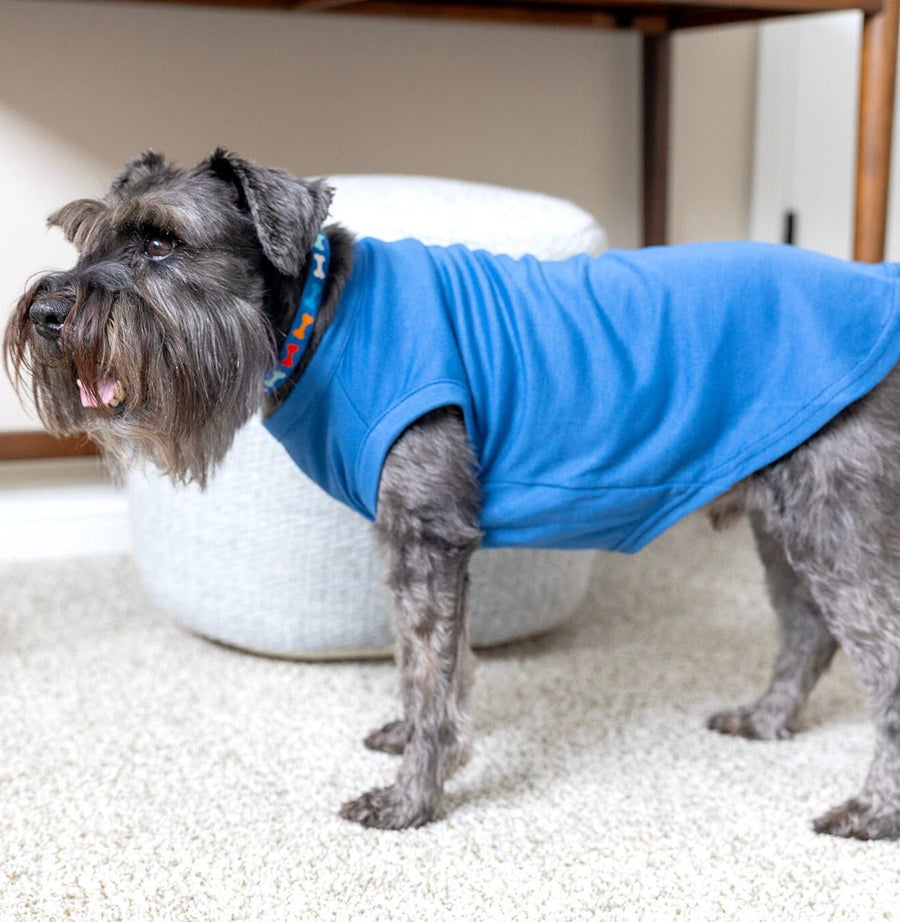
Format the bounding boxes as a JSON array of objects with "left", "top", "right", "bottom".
[
  {"left": 202, "top": 148, "right": 333, "bottom": 277},
  {"left": 47, "top": 199, "right": 106, "bottom": 248},
  {"left": 111, "top": 151, "right": 176, "bottom": 194}
]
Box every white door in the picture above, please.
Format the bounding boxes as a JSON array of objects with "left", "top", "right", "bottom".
[{"left": 750, "top": 11, "right": 900, "bottom": 260}]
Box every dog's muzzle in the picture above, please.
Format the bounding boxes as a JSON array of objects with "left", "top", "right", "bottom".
[{"left": 29, "top": 294, "right": 73, "bottom": 342}]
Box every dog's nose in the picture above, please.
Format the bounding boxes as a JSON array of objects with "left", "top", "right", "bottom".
[{"left": 29, "top": 296, "right": 72, "bottom": 341}]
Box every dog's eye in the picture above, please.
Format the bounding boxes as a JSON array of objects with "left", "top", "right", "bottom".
[{"left": 143, "top": 234, "right": 176, "bottom": 260}]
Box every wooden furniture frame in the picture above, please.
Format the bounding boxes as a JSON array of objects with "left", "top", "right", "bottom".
[{"left": 2, "top": 0, "right": 897, "bottom": 460}]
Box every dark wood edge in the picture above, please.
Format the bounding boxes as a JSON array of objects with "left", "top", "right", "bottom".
[
  {"left": 308, "top": 0, "right": 886, "bottom": 20},
  {"left": 642, "top": 33, "right": 670, "bottom": 245},
  {"left": 0, "top": 431, "right": 98, "bottom": 462},
  {"left": 59, "top": 0, "right": 887, "bottom": 27}
]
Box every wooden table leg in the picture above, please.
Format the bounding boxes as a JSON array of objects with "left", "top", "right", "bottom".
[
  {"left": 854, "top": 0, "right": 900, "bottom": 262},
  {"left": 642, "top": 32, "right": 671, "bottom": 247}
]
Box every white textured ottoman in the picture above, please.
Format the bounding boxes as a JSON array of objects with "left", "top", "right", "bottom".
[{"left": 128, "top": 176, "right": 606, "bottom": 658}]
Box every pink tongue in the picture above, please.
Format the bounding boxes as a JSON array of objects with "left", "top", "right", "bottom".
[{"left": 79, "top": 378, "right": 118, "bottom": 409}]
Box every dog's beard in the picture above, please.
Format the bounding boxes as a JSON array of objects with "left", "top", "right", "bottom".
[{"left": 5, "top": 274, "right": 275, "bottom": 487}]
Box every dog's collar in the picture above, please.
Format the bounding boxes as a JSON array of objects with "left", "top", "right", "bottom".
[{"left": 264, "top": 232, "right": 331, "bottom": 394}]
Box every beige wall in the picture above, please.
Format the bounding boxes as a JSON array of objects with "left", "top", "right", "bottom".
[
  {"left": 0, "top": 0, "right": 757, "bottom": 431},
  {"left": 671, "top": 26, "right": 758, "bottom": 244}
]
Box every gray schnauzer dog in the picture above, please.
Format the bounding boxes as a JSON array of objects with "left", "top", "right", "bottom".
[{"left": 7, "top": 150, "right": 900, "bottom": 839}]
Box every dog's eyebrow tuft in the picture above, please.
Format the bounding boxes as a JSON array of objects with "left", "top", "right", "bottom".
[{"left": 112, "top": 197, "right": 190, "bottom": 245}]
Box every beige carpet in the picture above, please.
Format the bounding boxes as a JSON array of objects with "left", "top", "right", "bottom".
[{"left": 1, "top": 512, "right": 897, "bottom": 921}]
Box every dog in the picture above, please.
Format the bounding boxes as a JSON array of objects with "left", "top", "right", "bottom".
[{"left": 7, "top": 149, "right": 900, "bottom": 839}]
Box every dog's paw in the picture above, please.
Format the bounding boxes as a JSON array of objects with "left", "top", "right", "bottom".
[
  {"left": 706, "top": 706, "right": 793, "bottom": 741},
  {"left": 364, "top": 719, "right": 409, "bottom": 755},
  {"left": 813, "top": 798, "right": 900, "bottom": 840},
  {"left": 339, "top": 785, "right": 438, "bottom": 830}
]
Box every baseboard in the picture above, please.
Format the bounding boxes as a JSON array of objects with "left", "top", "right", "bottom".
[
  {"left": 0, "top": 430, "right": 98, "bottom": 461},
  {"left": 0, "top": 459, "right": 132, "bottom": 561}
]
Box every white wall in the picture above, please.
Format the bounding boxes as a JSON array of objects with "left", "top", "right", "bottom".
[{"left": 0, "top": 0, "right": 757, "bottom": 433}]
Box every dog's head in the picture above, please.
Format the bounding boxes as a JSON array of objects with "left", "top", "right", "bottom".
[{"left": 5, "top": 150, "right": 333, "bottom": 484}]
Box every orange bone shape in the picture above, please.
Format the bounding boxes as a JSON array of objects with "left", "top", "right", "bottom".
[{"left": 294, "top": 313, "right": 315, "bottom": 340}]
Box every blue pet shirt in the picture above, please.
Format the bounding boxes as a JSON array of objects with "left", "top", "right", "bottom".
[{"left": 263, "top": 239, "right": 900, "bottom": 552}]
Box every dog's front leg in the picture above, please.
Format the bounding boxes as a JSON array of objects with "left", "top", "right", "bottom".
[{"left": 340, "top": 408, "right": 482, "bottom": 829}]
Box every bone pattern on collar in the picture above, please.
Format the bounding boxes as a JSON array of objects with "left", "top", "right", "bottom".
[{"left": 264, "top": 233, "right": 330, "bottom": 394}]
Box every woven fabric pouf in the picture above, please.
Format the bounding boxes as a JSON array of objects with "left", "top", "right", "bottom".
[{"left": 127, "top": 176, "right": 607, "bottom": 658}]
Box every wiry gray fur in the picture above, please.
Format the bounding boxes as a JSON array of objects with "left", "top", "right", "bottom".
[
  {"left": 6, "top": 151, "right": 900, "bottom": 838},
  {"left": 709, "top": 367, "right": 900, "bottom": 839}
]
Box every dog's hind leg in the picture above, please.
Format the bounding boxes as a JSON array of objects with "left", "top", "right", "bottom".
[
  {"left": 733, "top": 368, "right": 900, "bottom": 838},
  {"left": 340, "top": 408, "right": 482, "bottom": 829},
  {"left": 806, "top": 575, "right": 900, "bottom": 839},
  {"left": 803, "top": 557, "right": 900, "bottom": 839},
  {"left": 708, "top": 511, "right": 838, "bottom": 740}
]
